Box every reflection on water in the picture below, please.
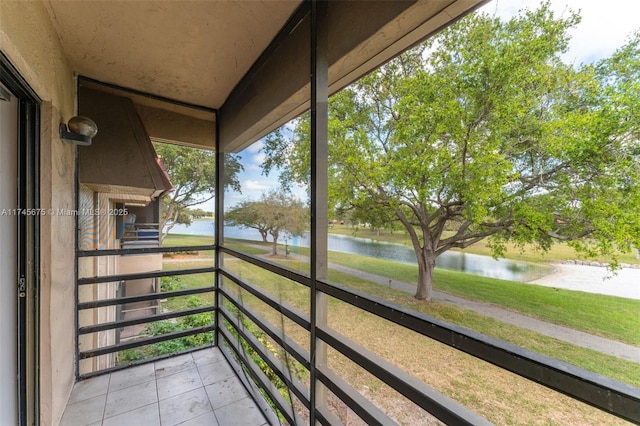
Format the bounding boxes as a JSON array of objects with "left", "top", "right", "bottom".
[{"left": 170, "top": 220, "right": 549, "bottom": 282}]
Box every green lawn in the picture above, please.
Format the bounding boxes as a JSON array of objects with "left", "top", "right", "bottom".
[
  {"left": 223, "top": 258, "right": 640, "bottom": 388},
  {"left": 163, "top": 237, "right": 640, "bottom": 346},
  {"left": 163, "top": 233, "right": 214, "bottom": 247},
  {"left": 323, "top": 251, "right": 640, "bottom": 346},
  {"left": 164, "top": 234, "right": 266, "bottom": 256},
  {"left": 222, "top": 239, "right": 640, "bottom": 346},
  {"left": 156, "top": 243, "right": 640, "bottom": 420}
]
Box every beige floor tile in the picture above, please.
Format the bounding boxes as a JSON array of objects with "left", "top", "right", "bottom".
[
  {"left": 159, "top": 387, "right": 213, "bottom": 426},
  {"left": 214, "top": 396, "right": 268, "bottom": 426},
  {"left": 102, "top": 402, "right": 160, "bottom": 426},
  {"left": 104, "top": 379, "right": 158, "bottom": 419},
  {"left": 205, "top": 377, "right": 249, "bottom": 410},
  {"left": 108, "top": 362, "right": 155, "bottom": 392},
  {"left": 59, "top": 394, "right": 106, "bottom": 426},
  {"left": 156, "top": 367, "right": 203, "bottom": 401},
  {"left": 155, "top": 353, "right": 196, "bottom": 378},
  {"left": 197, "top": 359, "right": 235, "bottom": 386}
]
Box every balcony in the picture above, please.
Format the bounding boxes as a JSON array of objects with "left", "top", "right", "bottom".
[
  {"left": 121, "top": 223, "right": 161, "bottom": 250},
  {"left": 69, "top": 240, "right": 639, "bottom": 425},
  {"left": 6, "top": 1, "right": 638, "bottom": 425},
  {"left": 60, "top": 348, "right": 271, "bottom": 426}
]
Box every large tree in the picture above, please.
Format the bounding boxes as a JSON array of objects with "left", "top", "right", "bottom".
[
  {"left": 226, "top": 190, "right": 308, "bottom": 255},
  {"left": 154, "top": 143, "right": 243, "bottom": 242},
  {"left": 263, "top": 4, "right": 640, "bottom": 300}
]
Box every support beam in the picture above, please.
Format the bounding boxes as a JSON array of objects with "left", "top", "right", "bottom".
[
  {"left": 214, "top": 109, "right": 224, "bottom": 347},
  {"left": 219, "top": 0, "right": 487, "bottom": 153},
  {"left": 310, "top": 0, "right": 329, "bottom": 423}
]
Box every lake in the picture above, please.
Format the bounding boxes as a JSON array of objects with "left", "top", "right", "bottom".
[{"left": 169, "top": 220, "right": 550, "bottom": 282}]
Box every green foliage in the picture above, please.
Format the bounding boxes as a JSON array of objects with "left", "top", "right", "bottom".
[
  {"left": 189, "top": 207, "right": 212, "bottom": 218},
  {"left": 160, "top": 276, "right": 187, "bottom": 292},
  {"left": 261, "top": 3, "right": 640, "bottom": 300},
  {"left": 117, "top": 348, "right": 148, "bottom": 364},
  {"left": 154, "top": 142, "right": 243, "bottom": 241},
  {"left": 226, "top": 190, "right": 309, "bottom": 254},
  {"left": 117, "top": 296, "right": 214, "bottom": 364},
  {"left": 145, "top": 308, "right": 215, "bottom": 356},
  {"left": 223, "top": 303, "right": 307, "bottom": 413}
]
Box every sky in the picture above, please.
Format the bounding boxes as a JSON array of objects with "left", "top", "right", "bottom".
[
  {"left": 481, "top": 0, "right": 640, "bottom": 65},
  {"left": 219, "top": 0, "right": 640, "bottom": 210}
]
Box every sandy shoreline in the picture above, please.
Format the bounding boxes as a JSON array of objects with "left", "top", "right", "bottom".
[{"left": 530, "top": 263, "right": 640, "bottom": 300}]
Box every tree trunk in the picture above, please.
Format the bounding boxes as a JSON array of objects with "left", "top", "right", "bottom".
[
  {"left": 271, "top": 232, "right": 279, "bottom": 255},
  {"left": 414, "top": 248, "right": 436, "bottom": 301},
  {"left": 160, "top": 206, "right": 180, "bottom": 245},
  {"left": 260, "top": 230, "right": 268, "bottom": 243}
]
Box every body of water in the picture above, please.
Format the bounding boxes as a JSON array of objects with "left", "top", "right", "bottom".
[{"left": 169, "top": 220, "right": 549, "bottom": 282}]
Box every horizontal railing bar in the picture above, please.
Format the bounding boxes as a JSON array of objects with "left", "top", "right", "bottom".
[
  {"left": 317, "top": 325, "right": 490, "bottom": 425},
  {"left": 79, "top": 325, "right": 215, "bottom": 359},
  {"left": 315, "top": 404, "right": 343, "bottom": 426},
  {"left": 316, "top": 365, "right": 395, "bottom": 426},
  {"left": 318, "top": 279, "right": 640, "bottom": 423},
  {"left": 78, "top": 306, "right": 215, "bottom": 335},
  {"left": 219, "top": 305, "right": 310, "bottom": 409},
  {"left": 78, "top": 286, "right": 215, "bottom": 310},
  {"left": 220, "top": 246, "right": 311, "bottom": 288},
  {"left": 219, "top": 290, "right": 311, "bottom": 370},
  {"left": 219, "top": 327, "right": 304, "bottom": 426},
  {"left": 220, "top": 267, "right": 311, "bottom": 331},
  {"left": 78, "top": 244, "right": 215, "bottom": 257},
  {"left": 78, "top": 266, "right": 215, "bottom": 285},
  {"left": 77, "top": 346, "right": 216, "bottom": 381}
]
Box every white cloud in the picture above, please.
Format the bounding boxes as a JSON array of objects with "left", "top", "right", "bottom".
[
  {"left": 243, "top": 179, "right": 272, "bottom": 191},
  {"left": 252, "top": 152, "right": 266, "bottom": 164},
  {"left": 244, "top": 140, "right": 264, "bottom": 154}
]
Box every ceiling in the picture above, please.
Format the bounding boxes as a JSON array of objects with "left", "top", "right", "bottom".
[
  {"left": 44, "top": 0, "right": 488, "bottom": 150},
  {"left": 45, "top": 0, "right": 301, "bottom": 109}
]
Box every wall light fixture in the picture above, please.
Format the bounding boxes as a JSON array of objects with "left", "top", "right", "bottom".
[{"left": 59, "top": 116, "right": 98, "bottom": 146}]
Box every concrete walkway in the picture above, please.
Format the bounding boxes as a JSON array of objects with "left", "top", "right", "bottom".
[
  {"left": 327, "top": 262, "right": 640, "bottom": 364},
  {"left": 531, "top": 262, "right": 640, "bottom": 300}
]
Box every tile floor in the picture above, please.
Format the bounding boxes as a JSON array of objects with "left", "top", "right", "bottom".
[{"left": 60, "top": 348, "right": 270, "bottom": 426}]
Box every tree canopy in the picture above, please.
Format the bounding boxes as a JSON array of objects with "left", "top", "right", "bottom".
[
  {"left": 226, "top": 190, "right": 308, "bottom": 255},
  {"left": 262, "top": 3, "right": 640, "bottom": 300},
  {"left": 154, "top": 143, "right": 243, "bottom": 242}
]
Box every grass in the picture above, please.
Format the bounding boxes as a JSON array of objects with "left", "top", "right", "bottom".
[
  {"left": 326, "top": 268, "right": 640, "bottom": 388},
  {"left": 222, "top": 258, "right": 638, "bottom": 425},
  {"left": 184, "top": 256, "right": 639, "bottom": 387},
  {"left": 159, "top": 261, "right": 214, "bottom": 313},
  {"left": 163, "top": 233, "right": 214, "bottom": 247},
  {"left": 164, "top": 234, "right": 267, "bottom": 256},
  {"left": 323, "top": 251, "right": 640, "bottom": 346},
  {"left": 161, "top": 237, "right": 640, "bottom": 361},
  {"left": 329, "top": 272, "right": 640, "bottom": 387},
  {"left": 221, "top": 239, "right": 640, "bottom": 346},
  {"left": 156, "top": 237, "right": 638, "bottom": 423}
]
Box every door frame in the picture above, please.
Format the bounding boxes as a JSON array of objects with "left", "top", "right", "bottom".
[{"left": 1, "top": 52, "right": 41, "bottom": 426}]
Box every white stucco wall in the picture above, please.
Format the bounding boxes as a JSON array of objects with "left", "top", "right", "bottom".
[{"left": 1, "top": 2, "right": 77, "bottom": 425}]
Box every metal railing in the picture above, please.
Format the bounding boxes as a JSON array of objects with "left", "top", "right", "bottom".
[
  {"left": 74, "top": 240, "right": 640, "bottom": 422},
  {"left": 75, "top": 244, "right": 216, "bottom": 380},
  {"left": 121, "top": 222, "right": 160, "bottom": 249},
  {"left": 217, "top": 245, "right": 640, "bottom": 425}
]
